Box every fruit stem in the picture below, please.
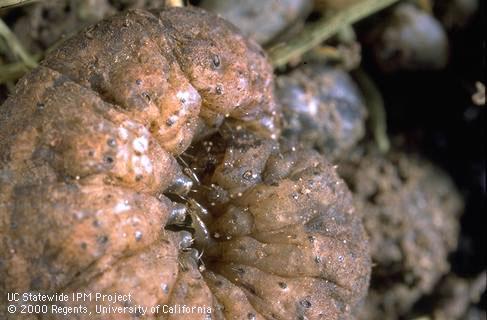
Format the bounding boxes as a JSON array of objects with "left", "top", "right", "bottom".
[
  {"left": 354, "top": 68, "right": 390, "bottom": 153},
  {"left": 0, "top": 18, "right": 38, "bottom": 68},
  {"left": 268, "top": 0, "right": 400, "bottom": 68},
  {"left": 0, "top": 0, "right": 39, "bottom": 9}
]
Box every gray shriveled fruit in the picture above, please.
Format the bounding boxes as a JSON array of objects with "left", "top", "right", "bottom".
[
  {"left": 0, "top": 6, "right": 370, "bottom": 320},
  {"left": 365, "top": 3, "right": 449, "bottom": 72},
  {"left": 12, "top": 0, "right": 116, "bottom": 54},
  {"left": 276, "top": 64, "right": 367, "bottom": 161},
  {"left": 200, "top": 0, "right": 312, "bottom": 45},
  {"left": 338, "top": 147, "right": 462, "bottom": 319}
]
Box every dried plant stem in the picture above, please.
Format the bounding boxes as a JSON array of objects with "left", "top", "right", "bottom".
[
  {"left": 268, "top": 0, "right": 399, "bottom": 68},
  {"left": 0, "top": 54, "right": 41, "bottom": 83},
  {"left": 354, "top": 68, "right": 390, "bottom": 153},
  {"left": 0, "top": 0, "right": 38, "bottom": 9},
  {"left": 0, "top": 18, "right": 37, "bottom": 68}
]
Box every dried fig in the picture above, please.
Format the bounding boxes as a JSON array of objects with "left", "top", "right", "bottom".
[{"left": 0, "top": 7, "right": 370, "bottom": 320}]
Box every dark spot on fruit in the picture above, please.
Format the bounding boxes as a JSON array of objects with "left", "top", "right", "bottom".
[
  {"left": 81, "top": 242, "right": 87, "bottom": 250},
  {"left": 242, "top": 170, "right": 253, "bottom": 181},
  {"left": 247, "top": 312, "right": 256, "bottom": 320},
  {"left": 107, "top": 138, "right": 116, "bottom": 147},
  {"left": 36, "top": 102, "right": 45, "bottom": 110},
  {"left": 243, "top": 283, "right": 257, "bottom": 295},
  {"left": 97, "top": 235, "right": 108, "bottom": 244},
  {"left": 104, "top": 155, "right": 114, "bottom": 164},
  {"left": 135, "top": 79, "right": 142, "bottom": 85},
  {"left": 278, "top": 282, "right": 287, "bottom": 289},
  {"left": 300, "top": 299, "right": 312, "bottom": 308},
  {"left": 212, "top": 54, "right": 221, "bottom": 68},
  {"left": 215, "top": 84, "right": 223, "bottom": 95},
  {"left": 142, "top": 92, "right": 151, "bottom": 102}
]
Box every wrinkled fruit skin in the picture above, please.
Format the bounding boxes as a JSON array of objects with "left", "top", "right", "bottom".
[
  {"left": 339, "top": 148, "right": 462, "bottom": 319},
  {"left": 0, "top": 7, "right": 370, "bottom": 320},
  {"left": 276, "top": 64, "right": 367, "bottom": 161}
]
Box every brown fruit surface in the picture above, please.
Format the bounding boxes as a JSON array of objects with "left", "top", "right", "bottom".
[{"left": 0, "top": 7, "right": 370, "bottom": 320}]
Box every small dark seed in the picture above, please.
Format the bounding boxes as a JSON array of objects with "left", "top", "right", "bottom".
[
  {"left": 135, "top": 79, "right": 142, "bottom": 85},
  {"left": 278, "top": 282, "right": 287, "bottom": 289},
  {"left": 247, "top": 313, "right": 256, "bottom": 320}
]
